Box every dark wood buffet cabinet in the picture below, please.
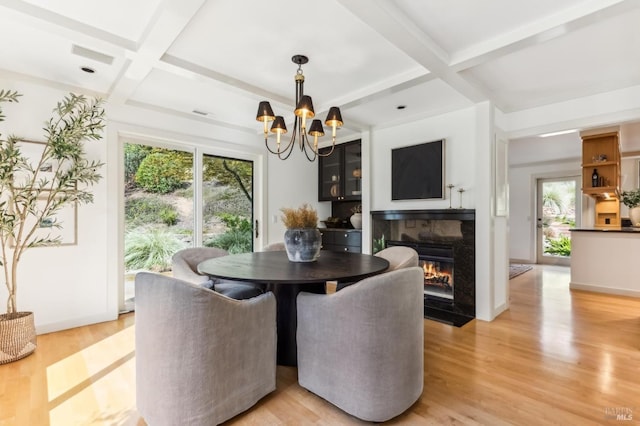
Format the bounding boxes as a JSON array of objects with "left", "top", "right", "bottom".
[{"left": 320, "top": 229, "right": 362, "bottom": 253}]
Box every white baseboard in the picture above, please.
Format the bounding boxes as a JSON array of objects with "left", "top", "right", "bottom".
[
  {"left": 570, "top": 282, "right": 640, "bottom": 298},
  {"left": 35, "top": 312, "right": 119, "bottom": 335}
]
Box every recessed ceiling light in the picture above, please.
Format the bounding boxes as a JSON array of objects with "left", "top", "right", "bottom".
[
  {"left": 539, "top": 129, "right": 577, "bottom": 138},
  {"left": 396, "top": 105, "right": 406, "bottom": 110},
  {"left": 80, "top": 66, "right": 95, "bottom": 74}
]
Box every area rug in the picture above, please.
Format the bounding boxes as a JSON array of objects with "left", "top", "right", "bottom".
[{"left": 509, "top": 264, "right": 533, "bottom": 280}]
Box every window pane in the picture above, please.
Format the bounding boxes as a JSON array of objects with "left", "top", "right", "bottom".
[{"left": 123, "top": 143, "right": 194, "bottom": 305}]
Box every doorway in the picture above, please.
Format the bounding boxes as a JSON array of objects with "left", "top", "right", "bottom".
[{"left": 536, "top": 176, "right": 581, "bottom": 266}]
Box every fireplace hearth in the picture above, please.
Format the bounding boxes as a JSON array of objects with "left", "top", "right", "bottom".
[{"left": 372, "top": 209, "right": 475, "bottom": 326}]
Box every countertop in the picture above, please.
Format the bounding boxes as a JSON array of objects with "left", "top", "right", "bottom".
[
  {"left": 570, "top": 227, "right": 640, "bottom": 233},
  {"left": 318, "top": 228, "right": 362, "bottom": 232}
]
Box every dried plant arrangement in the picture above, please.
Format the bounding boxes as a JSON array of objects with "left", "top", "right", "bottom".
[{"left": 280, "top": 203, "right": 318, "bottom": 228}]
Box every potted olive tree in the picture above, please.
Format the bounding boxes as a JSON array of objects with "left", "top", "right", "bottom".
[
  {"left": 621, "top": 189, "right": 640, "bottom": 227},
  {"left": 0, "top": 89, "right": 104, "bottom": 364}
]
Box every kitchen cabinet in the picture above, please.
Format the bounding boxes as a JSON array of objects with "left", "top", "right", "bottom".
[
  {"left": 320, "top": 229, "right": 362, "bottom": 253},
  {"left": 581, "top": 131, "right": 620, "bottom": 227},
  {"left": 318, "top": 139, "right": 361, "bottom": 201}
]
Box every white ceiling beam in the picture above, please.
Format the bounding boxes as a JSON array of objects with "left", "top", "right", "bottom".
[
  {"left": 338, "top": 0, "right": 490, "bottom": 104},
  {"left": 324, "top": 67, "right": 433, "bottom": 111},
  {"left": 107, "top": 0, "right": 207, "bottom": 105},
  {"left": 0, "top": 0, "right": 133, "bottom": 57},
  {"left": 451, "top": 0, "right": 639, "bottom": 72}
]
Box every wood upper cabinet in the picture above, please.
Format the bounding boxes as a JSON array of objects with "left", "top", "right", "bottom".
[
  {"left": 581, "top": 131, "right": 620, "bottom": 227},
  {"left": 581, "top": 132, "right": 620, "bottom": 195},
  {"left": 318, "top": 139, "right": 361, "bottom": 201}
]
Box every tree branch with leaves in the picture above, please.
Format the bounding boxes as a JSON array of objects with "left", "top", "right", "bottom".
[{"left": 0, "top": 90, "right": 105, "bottom": 314}]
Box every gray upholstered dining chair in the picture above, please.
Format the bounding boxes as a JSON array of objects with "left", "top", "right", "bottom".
[
  {"left": 135, "top": 272, "right": 277, "bottom": 426},
  {"left": 375, "top": 245, "right": 419, "bottom": 270},
  {"left": 171, "top": 247, "right": 264, "bottom": 299},
  {"left": 296, "top": 267, "right": 424, "bottom": 422},
  {"left": 336, "top": 245, "right": 419, "bottom": 291}
]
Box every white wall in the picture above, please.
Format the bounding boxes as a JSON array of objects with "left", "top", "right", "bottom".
[
  {"left": 265, "top": 149, "right": 328, "bottom": 245},
  {"left": 0, "top": 78, "right": 112, "bottom": 333},
  {"left": 370, "top": 107, "right": 477, "bottom": 211}
]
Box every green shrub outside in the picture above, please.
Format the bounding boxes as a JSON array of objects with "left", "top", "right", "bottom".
[
  {"left": 545, "top": 235, "right": 571, "bottom": 256},
  {"left": 205, "top": 228, "right": 252, "bottom": 254},
  {"left": 135, "top": 152, "right": 189, "bottom": 194},
  {"left": 124, "top": 144, "right": 152, "bottom": 188},
  {"left": 559, "top": 215, "right": 575, "bottom": 227},
  {"left": 124, "top": 227, "right": 185, "bottom": 271},
  {"left": 159, "top": 208, "right": 178, "bottom": 226},
  {"left": 204, "top": 213, "right": 252, "bottom": 254},
  {"left": 125, "top": 197, "right": 178, "bottom": 227}
]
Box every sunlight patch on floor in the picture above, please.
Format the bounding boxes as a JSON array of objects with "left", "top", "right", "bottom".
[{"left": 46, "top": 326, "right": 136, "bottom": 425}]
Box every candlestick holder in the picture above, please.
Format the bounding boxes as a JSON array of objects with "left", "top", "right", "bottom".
[
  {"left": 447, "top": 184, "right": 455, "bottom": 208},
  {"left": 457, "top": 188, "right": 465, "bottom": 209}
]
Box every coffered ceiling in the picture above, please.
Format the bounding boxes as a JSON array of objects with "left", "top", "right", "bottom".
[{"left": 1, "top": 0, "right": 639, "bottom": 143}]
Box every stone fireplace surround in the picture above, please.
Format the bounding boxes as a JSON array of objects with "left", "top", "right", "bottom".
[{"left": 371, "top": 209, "right": 475, "bottom": 326}]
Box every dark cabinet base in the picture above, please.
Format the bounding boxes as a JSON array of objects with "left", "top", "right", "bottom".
[{"left": 320, "top": 229, "right": 362, "bottom": 253}]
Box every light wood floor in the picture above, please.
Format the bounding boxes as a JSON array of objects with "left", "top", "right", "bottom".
[{"left": 1, "top": 265, "right": 639, "bottom": 425}]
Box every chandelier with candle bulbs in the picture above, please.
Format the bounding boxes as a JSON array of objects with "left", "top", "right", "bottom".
[{"left": 256, "top": 55, "right": 343, "bottom": 161}]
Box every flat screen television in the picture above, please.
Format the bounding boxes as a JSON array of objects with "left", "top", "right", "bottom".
[{"left": 391, "top": 139, "right": 445, "bottom": 200}]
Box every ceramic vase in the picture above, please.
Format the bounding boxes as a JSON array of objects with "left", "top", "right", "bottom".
[
  {"left": 350, "top": 213, "right": 362, "bottom": 229},
  {"left": 284, "top": 228, "right": 322, "bottom": 262}
]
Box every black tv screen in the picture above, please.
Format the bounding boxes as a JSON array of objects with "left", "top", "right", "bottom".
[{"left": 392, "top": 140, "right": 445, "bottom": 200}]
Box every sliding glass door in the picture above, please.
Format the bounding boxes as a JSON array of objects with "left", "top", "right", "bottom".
[
  {"left": 201, "top": 154, "right": 254, "bottom": 253},
  {"left": 122, "top": 142, "right": 254, "bottom": 309}
]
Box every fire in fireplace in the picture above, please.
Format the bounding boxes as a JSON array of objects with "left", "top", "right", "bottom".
[
  {"left": 417, "top": 245, "right": 454, "bottom": 300},
  {"left": 387, "top": 241, "right": 454, "bottom": 299},
  {"left": 421, "top": 258, "right": 453, "bottom": 299}
]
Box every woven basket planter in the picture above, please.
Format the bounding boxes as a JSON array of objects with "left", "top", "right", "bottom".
[{"left": 0, "top": 312, "right": 37, "bottom": 364}]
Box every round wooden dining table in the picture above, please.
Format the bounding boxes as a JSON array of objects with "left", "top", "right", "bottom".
[{"left": 198, "top": 250, "right": 389, "bottom": 366}]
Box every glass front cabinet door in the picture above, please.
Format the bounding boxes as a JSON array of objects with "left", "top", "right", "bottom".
[{"left": 318, "top": 140, "right": 361, "bottom": 201}]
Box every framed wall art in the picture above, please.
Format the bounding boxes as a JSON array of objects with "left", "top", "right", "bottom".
[{"left": 10, "top": 192, "right": 77, "bottom": 247}]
